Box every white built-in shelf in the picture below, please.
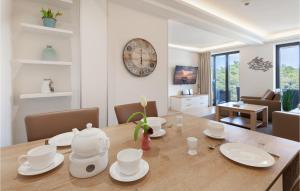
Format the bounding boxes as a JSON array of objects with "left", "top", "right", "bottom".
[
  {"left": 21, "top": 23, "right": 73, "bottom": 36},
  {"left": 46, "top": 0, "right": 73, "bottom": 8},
  {"left": 32, "top": 0, "right": 73, "bottom": 8},
  {"left": 20, "top": 92, "right": 72, "bottom": 99},
  {"left": 60, "top": 0, "right": 73, "bottom": 4},
  {"left": 16, "top": 59, "right": 72, "bottom": 66}
]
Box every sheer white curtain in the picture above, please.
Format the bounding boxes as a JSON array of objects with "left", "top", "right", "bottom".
[{"left": 198, "top": 52, "right": 212, "bottom": 106}]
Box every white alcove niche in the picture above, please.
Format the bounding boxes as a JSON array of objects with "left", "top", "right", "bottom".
[{"left": 12, "top": 0, "right": 80, "bottom": 143}]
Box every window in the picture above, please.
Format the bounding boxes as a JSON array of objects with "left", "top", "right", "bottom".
[
  {"left": 212, "top": 51, "right": 240, "bottom": 105},
  {"left": 276, "top": 42, "right": 300, "bottom": 109}
]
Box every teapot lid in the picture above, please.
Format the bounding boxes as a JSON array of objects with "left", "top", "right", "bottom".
[{"left": 78, "top": 123, "right": 108, "bottom": 139}]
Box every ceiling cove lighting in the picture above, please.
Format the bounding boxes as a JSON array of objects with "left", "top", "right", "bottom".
[
  {"left": 178, "top": 0, "right": 266, "bottom": 37},
  {"left": 168, "top": 41, "right": 245, "bottom": 52},
  {"left": 268, "top": 29, "right": 300, "bottom": 41},
  {"left": 168, "top": 44, "right": 202, "bottom": 52}
]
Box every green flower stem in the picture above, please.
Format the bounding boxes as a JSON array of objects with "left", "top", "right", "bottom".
[{"left": 128, "top": 108, "right": 149, "bottom": 141}]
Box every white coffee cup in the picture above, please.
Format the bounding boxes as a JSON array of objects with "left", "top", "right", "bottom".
[
  {"left": 187, "top": 137, "right": 198, "bottom": 155},
  {"left": 18, "top": 145, "right": 57, "bottom": 170},
  {"left": 117, "top": 148, "right": 143, "bottom": 175},
  {"left": 148, "top": 119, "right": 161, "bottom": 134},
  {"left": 208, "top": 122, "right": 225, "bottom": 137}
]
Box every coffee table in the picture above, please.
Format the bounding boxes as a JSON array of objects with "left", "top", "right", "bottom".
[{"left": 216, "top": 102, "right": 268, "bottom": 130}]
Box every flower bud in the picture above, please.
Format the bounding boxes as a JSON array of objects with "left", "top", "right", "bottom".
[{"left": 140, "top": 96, "right": 147, "bottom": 108}]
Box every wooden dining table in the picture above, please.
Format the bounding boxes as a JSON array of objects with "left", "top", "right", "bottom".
[{"left": 1, "top": 114, "right": 300, "bottom": 191}]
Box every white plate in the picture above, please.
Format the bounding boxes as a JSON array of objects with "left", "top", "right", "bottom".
[
  {"left": 141, "top": 117, "right": 167, "bottom": 125},
  {"left": 49, "top": 132, "right": 74, "bottom": 147},
  {"left": 18, "top": 153, "right": 64, "bottom": 176},
  {"left": 150, "top": 129, "right": 166, "bottom": 138},
  {"left": 220, "top": 143, "right": 275, "bottom": 168},
  {"left": 203, "top": 129, "right": 225, "bottom": 139},
  {"left": 109, "top": 159, "right": 149, "bottom": 182}
]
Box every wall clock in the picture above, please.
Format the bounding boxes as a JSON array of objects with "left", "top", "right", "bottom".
[{"left": 123, "top": 38, "right": 157, "bottom": 77}]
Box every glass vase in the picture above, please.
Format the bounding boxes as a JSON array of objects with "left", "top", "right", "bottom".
[
  {"left": 42, "top": 45, "right": 57, "bottom": 61},
  {"left": 141, "top": 133, "right": 151, "bottom": 151}
]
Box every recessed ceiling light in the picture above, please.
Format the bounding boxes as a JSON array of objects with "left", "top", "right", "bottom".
[{"left": 242, "top": 0, "right": 251, "bottom": 6}]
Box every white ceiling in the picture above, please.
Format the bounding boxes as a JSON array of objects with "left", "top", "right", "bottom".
[
  {"left": 168, "top": 20, "right": 233, "bottom": 48},
  {"left": 193, "top": 0, "right": 300, "bottom": 35},
  {"left": 111, "top": 0, "right": 300, "bottom": 51}
]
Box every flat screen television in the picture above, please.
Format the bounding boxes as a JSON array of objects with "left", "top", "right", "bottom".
[{"left": 173, "top": 65, "right": 198, "bottom": 85}]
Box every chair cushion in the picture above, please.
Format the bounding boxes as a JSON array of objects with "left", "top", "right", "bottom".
[{"left": 262, "top": 89, "right": 275, "bottom": 100}]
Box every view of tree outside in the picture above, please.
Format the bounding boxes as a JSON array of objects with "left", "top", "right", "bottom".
[
  {"left": 215, "top": 55, "right": 226, "bottom": 103},
  {"left": 228, "top": 53, "right": 240, "bottom": 101},
  {"left": 279, "top": 45, "right": 299, "bottom": 90},
  {"left": 212, "top": 53, "right": 240, "bottom": 104},
  {"left": 278, "top": 44, "right": 300, "bottom": 109}
]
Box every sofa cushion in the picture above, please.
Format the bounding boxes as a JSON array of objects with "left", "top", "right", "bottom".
[
  {"left": 262, "top": 89, "right": 275, "bottom": 100},
  {"left": 273, "top": 93, "right": 280, "bottom": 100}
]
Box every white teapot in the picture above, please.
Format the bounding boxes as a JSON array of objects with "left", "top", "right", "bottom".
[{"left": 71, "top": 123, "right": 110, "bottom": 158}]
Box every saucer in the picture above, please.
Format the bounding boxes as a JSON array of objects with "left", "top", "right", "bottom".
[
  {"left": 141, "top": 117, "right": 167, "bottom": 125},
  {"left": 109, "top": 159, "right": 149, "bottom": 182},
  {"left": 18, "top": 153, "right": 64, "bottom": 176},
  {"left": 49, "top": 132, "right": 74, "bottom": 147},
  {"left": 150, "top": 129, "right": 166, "bottom": 138},
  {"left": 203, "top": 129, "right": 225, "bottom": 139}
]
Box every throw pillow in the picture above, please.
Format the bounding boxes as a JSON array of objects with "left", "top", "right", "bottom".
[{"left": 262, "top": 89, "right": 275, "bottom": 100}]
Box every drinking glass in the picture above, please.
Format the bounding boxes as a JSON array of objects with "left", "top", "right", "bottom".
[
  {"left": 187, "top": 137, "right": 198, "bottom": 155},
  {"left": 175, "top": 115, "right": 183, "bottom": 128}
]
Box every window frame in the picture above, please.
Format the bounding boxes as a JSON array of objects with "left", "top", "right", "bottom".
[
  {"left": 275, "top": 41, "right": 300, "bottom": 89},
  {"left": 211, "top": 51, "right": 240, "bottom": 105}
]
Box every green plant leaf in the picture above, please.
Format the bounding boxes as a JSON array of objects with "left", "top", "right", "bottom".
[
  {"left": 134, "top": 124, "right": 142, "bottom": 141},
  {"left": 143, "top": 124, "right": 149, "bottom": 134},
  {"left": 40, "top": 8, "right": 62, "bottom": 19},
  {"left": 282, "top": 89, "right": 295, "bottom": 111},
  {"left": 127, "top": 111, "right": 145, "bottom": 123},
  {"left": 55, "top": 11, "right": 63, "bottom": 18}
]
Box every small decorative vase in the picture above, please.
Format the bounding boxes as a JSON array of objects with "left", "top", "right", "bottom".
[
  {"left": 42, "top": 45, "right": 57, "bottom": 61},
  {"left": 141, "top": 133, "right": 151, "bottom": 151},
  {"left": 43, "top": 18, "right": 56, "bottom": 28}
]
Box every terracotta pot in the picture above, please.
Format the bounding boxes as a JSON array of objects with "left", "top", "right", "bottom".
[{"left": 141, "top": 133, "right": 151, "bottom": 151}]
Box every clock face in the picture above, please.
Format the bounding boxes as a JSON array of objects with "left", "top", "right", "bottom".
[{"left": 123, "top": 38, "right": 157, "bottom": 77}]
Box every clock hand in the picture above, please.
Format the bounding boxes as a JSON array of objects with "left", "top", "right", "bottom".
[{"left": 140, "top": 49, "right": 143, "bottom": 66}]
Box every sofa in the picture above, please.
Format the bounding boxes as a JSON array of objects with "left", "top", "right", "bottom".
[
  {"left": 272, "top": 110, "right": 300, "bottom": 142},
  {"left": 240, "top": 90, "right": 281, "bottom": 122},
  {"left": 272, "top": 110, "right": 300, "bottom": 191}
]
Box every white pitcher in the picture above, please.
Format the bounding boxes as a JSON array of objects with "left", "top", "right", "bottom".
[{"left": 41, "top": 79, "right": 52, "bottom": 93}]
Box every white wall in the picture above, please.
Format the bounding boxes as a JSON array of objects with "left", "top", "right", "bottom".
[
  {"left": 80, "top": 0, "right": 108, "bottom": 128},
  {"left": 107, "top": 2, "right": 168, "bottom": 125},
  {"left": 168, "top": 48, "right": 199, "bottom": 97},
  {"left": 1, "top": 0, "right": 12, "bottom": 147},
  {"left": 239, "top": 43, "right": 275, "bottom": 96},
  {"left": 213, "top": 40, "right": 300, "bottom": 97},
  {"left": 10, "top": 0, "right": 80, "bottom": 144}
]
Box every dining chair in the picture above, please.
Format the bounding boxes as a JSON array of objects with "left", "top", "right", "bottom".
[
  {"left": 25, "top": 107, "right": 99, "bottom": 141},
  {"left": 114, "top": 101, "right": 158, "bottom": 124}
]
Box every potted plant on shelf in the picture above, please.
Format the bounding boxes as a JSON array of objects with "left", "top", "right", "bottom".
[
  {"left": 282, "top": 89, "right": 295, "bottom": 111},
  {"left": 41, "top": 8, "right": 63, "bottom": 28},
  {"left": 127, "top": 97, "right": 153, "bottom": 151}
]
